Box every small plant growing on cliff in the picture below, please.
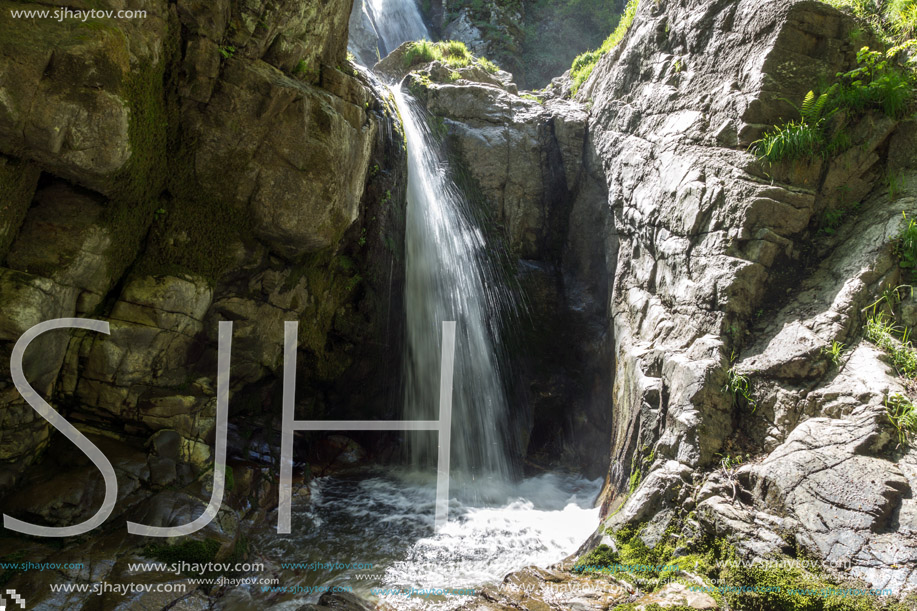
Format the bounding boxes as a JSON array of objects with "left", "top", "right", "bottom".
[
  {"left": 478, "top": 57, "right": 500, "bottom": 74},
  {"left": 832, "top": 46, "right": 914, "bottom": 119},
  {"left": 752, "top": 120, "right": 823, "bottom": 163},
  {"left": 895, "top": 211, "right": 917, "bottom": 271},
  {"left": 866, "top": 313, "right": 917, "bottom": 377},
  {"left": 752, "top": 90, "right": 832, "bottom": 163},
  {"left": 821, "top": 340, "right": 846, "bottom": 367},
  {"left": 723, "top": 352, "right": 756, "bottom": 411},
  {"left": 218, "top": 45, "right": 236, "bottom": 59},
  {"left": 569, "top": 0, "right": 640, "bottom": 95},
  {"left": 404, "top": 40, "right": 438, "bottom": 67},
  {"left": 887, "top": 393, "right": 917, "bottom": 446}
]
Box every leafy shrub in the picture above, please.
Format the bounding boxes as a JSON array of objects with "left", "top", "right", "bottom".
[
  {"left": 753, "top": 47, "right": 915, "bottom": 163},
  {"left": 569, "top": 0, "right": 640, "bottom": 95},
  {"left": 832, "top": 46, "right": 914, "bottom": 119}
]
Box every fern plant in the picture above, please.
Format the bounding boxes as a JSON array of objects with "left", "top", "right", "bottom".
[{"left": 799, "top": 89, "right": 831, "bottom": 123}]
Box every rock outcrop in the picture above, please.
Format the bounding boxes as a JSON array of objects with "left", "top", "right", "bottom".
[
  {"left": 404, "top": 0, "right": 917, "bottom": 599},
  {"left": 0, "top": 0, "right": 407, "bottom": 604},
  {"left": 567, "top": 0, "right": 917, "bottom": 596}
]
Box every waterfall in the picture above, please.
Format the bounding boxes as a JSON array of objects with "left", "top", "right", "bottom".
[
  {"left": 394, "top": 88, "right": 517, "bottom": 485},
  {"left": 364, "top": 0, "right": 429, "bottom": 58}
]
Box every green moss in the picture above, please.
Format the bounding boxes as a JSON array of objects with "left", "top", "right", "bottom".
[
  {"left": 284, "top": 249, "right": 364, "bottom": 382},
  {"left": 573, "top": 519, "right": 896, "bottom": 611},
  {"left": 100, "top": 19, "right": 174, "bottom": 280},
  {"left": 0, "top": 157, "right": 41, "bottom": 261},
  {"left": 720, "top": 563, "right": 883, "bottom": 611},
  {"left": 227, "top": 534, "right": 248, "bottom": 564},
  {"left": 145, "top": 538, "right": 221, "bottom": 568},
  {"left": 569, "top": 0, "right": 639, "bottom": 95}
]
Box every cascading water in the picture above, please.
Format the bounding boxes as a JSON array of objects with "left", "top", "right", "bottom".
[
  {"left": 397, "top": 87, "right": 516, "bottom": 485},
  {"left": 248, "top": 2, "right": 603, "bottom": 607},
  {"left": 365, "top": 0, "right": 429, "bottom": 57}
]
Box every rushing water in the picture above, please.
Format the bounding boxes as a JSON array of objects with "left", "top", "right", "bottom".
[
  {"left": 363, "top": 0, "right": 429, "bottom": 57},
  {"left": 254, "top": 471, "right": 602, "bottom": 609},
  {"left": 243, "top": 4, "right": 604, "bottom": 608},
  {"left": 397, "top": 87, "right": 518, "bottom": 485}
]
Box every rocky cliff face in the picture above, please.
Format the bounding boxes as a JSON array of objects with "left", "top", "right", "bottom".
[
  {"left": 405, "top": 0, "right": 917, "bottom": 599},
  {"left": 3, "top": 0, "right": 917, "bottom": 606},
  {"left": 576, "top": 0, "right": 917, "bottom": 592},
  {"left": 0, "top": 0, "right": 407, "bottom": 603}
]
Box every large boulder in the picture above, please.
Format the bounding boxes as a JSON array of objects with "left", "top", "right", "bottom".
[
  {"left": 0, "top": 0, "right": 170, "bottom": 194},
  {"left": 187, "top": 59, "right": 376, "bottom": 259}
]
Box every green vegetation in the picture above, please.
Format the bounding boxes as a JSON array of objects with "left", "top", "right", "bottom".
[
  {"left": 895, "top": 212, "right": 917, "bottom": 272},
  {"left": 753, "top": 46, "right": 915, "bottom": 163},
  {"left": 886, "top": 393, "right": 917, "bottom": 446},
  {"left": 403, "top": 40, "right": 501, "bottom": 73},
  {"left": 753, "top": 119, "right": 825, "bottom": 163},
  {"left": 822, "top": 341, "right": 847, "bottom": 367},
  {"left": 218, "top": 45, "right": 236, "bottom": 59},
  {"left": 102, "top": 36, "right": 173, "bottom": 282},
  {"left": 569, "top": 0, "right": 639, "bottom": 95},
  {"left": 575, "top": 520, "right": 901, "bottom": 610},
  {"left": 224, "top": 464, "right": 235, "bottom": 492},
  {"left": 820, "top": 197, "right": 863, "bottom": 235},
  {"left": 823, "top": 0, "right": 917, "bottom": 44},
  {"left": 0, "top": 551, "right": 25, "bottom": 588},
  {"left": 723, "top": 352, "right": 756, "bottom": 411},
  {"left": 865, "top": 313, "right": 917, "bottom": 378},
  {"left": 832, "top": 46, "right": 914, "bottom": 119},
  {"left": 478, "top": 56, "right": 500, "bottom": 74},
  {"left": 887, "top": 0, "right": 917, "bottom": 41}
]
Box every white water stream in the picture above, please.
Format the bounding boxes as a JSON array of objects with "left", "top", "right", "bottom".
[{"left": 250, "top": 5, "right": 603, "bottom": 608}]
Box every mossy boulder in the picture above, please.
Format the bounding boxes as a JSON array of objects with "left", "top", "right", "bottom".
[{"left": 0, "top": 0, "right": 170, "bottom": 193}]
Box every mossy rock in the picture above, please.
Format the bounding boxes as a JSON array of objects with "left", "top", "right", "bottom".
[{"left": 0, "top": 156, "right": 40, "bottom": 261}]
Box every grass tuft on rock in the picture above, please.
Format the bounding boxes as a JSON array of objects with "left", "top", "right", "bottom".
[
  {"left": 569, "top": 0, "right": 639, "bottom": 95},
  {"left": 403, "top": 39, "right": 500, "bottom": 73}
]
